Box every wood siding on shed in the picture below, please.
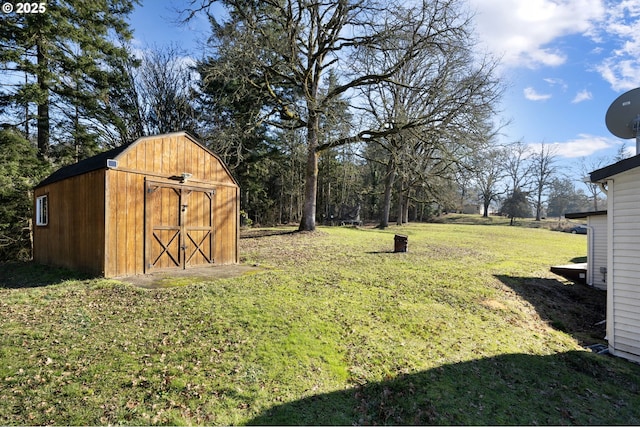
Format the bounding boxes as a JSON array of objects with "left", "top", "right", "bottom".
[
  {"left": 588, "top": 215, "right": 607, "bottom": 290},
  {"left": 103, "top": 133, "right": 238, "bottom": 277},
  {"left": 33, "top": 132, "right": 238, "bottom": 278},
  {"left": 116, "top": 133, "right": 236, "bottom": 186},
  {"left": 608, "top": 167, "right": 640, "bottom": 361},
  {"left": 33, "top": 169, "right": 106, "bottom": 275},
  {"left": 213, "top": 184, "right": 239, "bottom": 265},
  {"left": 104, "top": 169, "right": 146, "bottom": 277}
]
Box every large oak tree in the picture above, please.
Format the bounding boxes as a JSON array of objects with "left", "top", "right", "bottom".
[{"left": 191, "top": 0, "right": 486, "bottom": 231}]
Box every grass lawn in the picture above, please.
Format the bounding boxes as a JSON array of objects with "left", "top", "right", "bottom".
[{"left": 2, "top": 219, "right": 639, "bottom": 425}]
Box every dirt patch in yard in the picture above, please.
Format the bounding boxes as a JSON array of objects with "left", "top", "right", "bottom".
[{"left": 115, "top": 263, "right": 269, "bottom": 289}]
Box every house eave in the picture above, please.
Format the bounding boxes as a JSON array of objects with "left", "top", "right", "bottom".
[
  {"left": 565, "top": 210, "right": 608, "bottom": 220},
  {"left": 590, "top": 155, "right": 640, "bottom": 182}
]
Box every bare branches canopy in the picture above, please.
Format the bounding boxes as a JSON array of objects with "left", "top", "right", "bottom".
[{"left": 193, "top": 0, "right": 504, "bottom": 230}]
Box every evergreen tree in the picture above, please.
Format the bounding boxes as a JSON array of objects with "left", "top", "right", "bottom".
[
  {"left": 547, "top": 178, "right": 591, "bottom": 218},
  {"left": 0, "top": 129, "right": 49, "bottom": 261},
  {"left": 0, "top": 0, "right": 139, "bottom": 159},
  {"left": 501, "top": 188, "right": 531, "bottom": 226}
]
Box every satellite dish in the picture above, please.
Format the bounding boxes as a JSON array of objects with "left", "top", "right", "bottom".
[{"left": 605, "top": 87, "right": 640, "bottom": 140}]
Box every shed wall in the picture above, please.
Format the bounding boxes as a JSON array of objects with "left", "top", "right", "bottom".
[
  {"left": 33, "top": 169, "right": 106, "bottom": 275},
  {"left": 609, "top": 168, "right": 640, "bottom": 360},
  {"left": 115, "top": 133, "right": 236, "bottom": 186},
  {"left": 588, "top": 215, "right": 607, "bottom": 290},
  {"left": 104, "top": 169, "right": 145, "bottom": 277},
  {"left": 103, "top": 133, "right": 238, "bottom": 277},
  {"left": 213, "top": 184, "right": 239, "bottom": 265}
]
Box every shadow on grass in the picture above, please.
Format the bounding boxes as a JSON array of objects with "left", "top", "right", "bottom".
[
  {"left": 0, "top": 261, "right": 94, "bottom": 289},
  {"left": 495, "top": 275, "right": 606, "bottom": 345},
  {"left": 240, "top": 229, "right": 298, "bottom": 239},
  {"left": 247, "top": 351, "right": 640, "bottom": 425}
]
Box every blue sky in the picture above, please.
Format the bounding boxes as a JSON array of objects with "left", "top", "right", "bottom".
[
  {"left": 468, "top": 0, "right": 640, "bottom": 170},
  {"left": 129, "top": 0, "right": 640, "bottom": 176}
]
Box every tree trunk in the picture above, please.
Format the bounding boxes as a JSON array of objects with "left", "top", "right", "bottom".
[
  {"left": 379, "top": 158, "right": 396, "bottom": 228},
  {"left": 24, "top": 72, "right": 30, "bottom": 140},
  {"left": 396, "top": 189, "right": 403, "bottom": 226},
  {"left": 403, "top": 191, "right": 410, "bottom": 223},
  {"left": 483, "top": 198, "right": 490, "bottom": 218},
  {"left": 36, "top": 39, "right": 49, "bottom": 159},
  {"left": 535, "top": 186, "right": 543, "bottom": 221},
  {"left": 299, "top": 115, "right": 320, "bottom": 231}
]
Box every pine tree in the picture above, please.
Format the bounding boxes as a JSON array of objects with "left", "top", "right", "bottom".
[
  {"left": 501, "top": 188, "right": 531, "bottom": 226},
  {"left": 0, "top": 129, "right": 49, "bottom": 261},
  {"left": 0, "top": 0, "right": 139, "bottom": 159}
]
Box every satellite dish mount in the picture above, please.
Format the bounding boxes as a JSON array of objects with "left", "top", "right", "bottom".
[
  {"left": 605, "top": 88, "right": 640, "bottom": 155},
  {"left": 633, "top": 114, "right": 640, "bottom": 135}
]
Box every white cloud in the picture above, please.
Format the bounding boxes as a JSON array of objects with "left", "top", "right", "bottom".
[
  {"left": 544, "top": 78, "right": 568, "bottom": 90},
  {"left": 528, "top": 134, "right": 619, "bottom": 158},
  {"left": 592, "top": 1, "right": 640, "bottom": 91},
  {"left": 468, "top": 0, "right": 640, "bottom": 95},
  {"left": 596, "top": 58, "right": 640, "bottom": 92},
  {"left": 524, "top": 87, "right": 552, "bottom": 101},
  {"left": 572, "top": 89, "right": 593, "bottom": 103},
  {"left": 469, "top": 0, "right": 606, "bottom": 69}
]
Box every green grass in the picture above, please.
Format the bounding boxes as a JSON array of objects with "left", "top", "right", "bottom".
[
  {"left": 1, "top": 221, "right": 637, "bottom": 425},
  {"left": 432, "top": 212, "right": 582, "bottom": 231}
]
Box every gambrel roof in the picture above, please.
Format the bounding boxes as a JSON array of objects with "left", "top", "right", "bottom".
[
  {"left": 34, "top": 131, "right": 236, "bottom": 189},
  {"left": 35, "top": 144, "right": 129, "bottom": 189}
]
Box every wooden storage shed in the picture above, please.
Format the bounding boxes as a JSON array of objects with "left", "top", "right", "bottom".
[{"left": 33, "top": 131, "right": 239, "bottom": 278}]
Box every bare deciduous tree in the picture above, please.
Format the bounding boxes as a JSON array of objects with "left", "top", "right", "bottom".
[
  {"left": 138, "top": 45, "right": 200, "bottom": 136},
  {"left": 190, "top": 0, "right": 496, "bottom": 231},
  {"left": 469, "top": 146, "right": 508, "bottom": 218},
  {"left": 578, "top": 157, "right": 608, "bottom": 211},
  {"left": 356, "top": 4, "right": 502, "bottom": 227},
  {"left": 531, "top": 142, "right": 558, "bottom": 221},
  {"left": 504, "top": 140, "right": 534, "bottom": 195}
]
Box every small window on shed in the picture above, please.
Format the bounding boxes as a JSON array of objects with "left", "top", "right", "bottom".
[{"left": 36, "top": 195, "right": 48, "bottom": 226}]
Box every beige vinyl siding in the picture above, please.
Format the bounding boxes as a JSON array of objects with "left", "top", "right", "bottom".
[
  {"left": 610, "top": 167, "right": 640, "bottom": 359},
  {"left": 588, "top": 214, "right": 607, "bottom": 289}
]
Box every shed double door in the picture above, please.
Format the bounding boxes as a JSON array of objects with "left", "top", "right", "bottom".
[{"left": 145, "top": 181, "right": 215, "bottom": 272}]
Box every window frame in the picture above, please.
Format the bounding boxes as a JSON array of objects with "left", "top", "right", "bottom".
[{"left": 35, "top": 194, "right": 48, "bottom": 226}]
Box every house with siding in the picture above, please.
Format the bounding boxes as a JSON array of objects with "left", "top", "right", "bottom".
[
  {"left": 564, "top": 210, "right": 607, "bottom": 290},
  {"left": 590, "top": 156, "right": 640, "bottom": 363}
]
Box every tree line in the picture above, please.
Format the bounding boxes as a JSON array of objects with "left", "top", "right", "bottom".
[{"left": 0, "top": 0, "right": 607, "bottom": 261}]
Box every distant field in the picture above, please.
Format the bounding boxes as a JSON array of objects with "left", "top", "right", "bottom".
[
  {"left": 2, "top": 221, "right": 639, "bottom": 425},
  {"left": 432, "top": 212, "right": 584, "bottom": 230}
]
